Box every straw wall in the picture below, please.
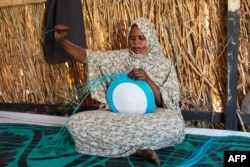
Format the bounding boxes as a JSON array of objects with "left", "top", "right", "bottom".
[{"left": 0, "top": 0, "right": 249, "bottom": 113}]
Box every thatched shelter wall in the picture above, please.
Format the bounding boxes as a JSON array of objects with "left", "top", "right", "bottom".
[{"left": 0, "top": 0, "right": 249, "bottom": 113}]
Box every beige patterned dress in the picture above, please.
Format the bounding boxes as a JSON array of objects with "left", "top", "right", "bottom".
[{"left": 66, "top": 18, "right": 185, "bottom": 157}]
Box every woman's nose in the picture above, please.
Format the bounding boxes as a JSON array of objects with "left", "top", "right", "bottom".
[{"left": 133, "top": 38, "right": 140, "bottom": 45}]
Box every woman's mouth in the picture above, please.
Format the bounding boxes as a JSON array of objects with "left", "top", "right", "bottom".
[{"left": 132, "top": 47, "right": 142, "bottom": 53}]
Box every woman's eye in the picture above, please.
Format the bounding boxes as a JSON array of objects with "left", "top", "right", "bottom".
[
  {"left": 128, "top": 36, "right": 146, "bottom": 41},
  {"left": 129, "top": 37, "right": 135, "bottom": 40},
  {"left": 139, "top": 36, "right": 146, "bottom": 40}
]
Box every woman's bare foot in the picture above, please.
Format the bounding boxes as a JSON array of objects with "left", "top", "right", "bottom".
[
  {"left": 98, "top": 103, "right": 106, "bottom": 110},
  {"left": 134, "top": 149, "right": 160, "bottom": 165}
]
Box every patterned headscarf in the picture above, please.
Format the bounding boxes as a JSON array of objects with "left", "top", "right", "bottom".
[{"left": 126, "top": 18, "right": 163, "bottom": 56}]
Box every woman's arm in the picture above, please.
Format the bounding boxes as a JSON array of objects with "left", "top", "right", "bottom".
[
  {"left": 54, "top": 25, "right": 87, "bottom": 63},
  {"left": 159, "top": 63, "right": 180, "bottom": 110},
  {"left": 146, "top": 77, "right": 162, "bottom": 107}
]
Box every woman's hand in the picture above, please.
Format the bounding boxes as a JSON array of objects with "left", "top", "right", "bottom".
[
  {"left": 128, "top": 68, "right": 150, "bottom": 82},
  {"left": 53, "top": 24, "right": 87, "bottom": 63},
  {"left": 54, "top": 24, "right": 69, "bottom": 42}
]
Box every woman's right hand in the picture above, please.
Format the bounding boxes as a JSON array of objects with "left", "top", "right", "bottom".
[
  {"left": 54, "top": 24, "right": 69, "bottom": 42},
  {"left": 53, "top": 24, "right": 87, "bottom": 63}
]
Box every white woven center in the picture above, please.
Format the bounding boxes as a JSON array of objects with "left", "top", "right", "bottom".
[{"left": 112, "top": 83, "right": 147, "bottom": 114}]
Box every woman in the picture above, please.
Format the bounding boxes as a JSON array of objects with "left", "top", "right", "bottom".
[{"left": 54, "top": 18, "right": 185, "bottom": 165}]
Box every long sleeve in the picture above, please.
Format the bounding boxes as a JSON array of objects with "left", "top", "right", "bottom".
[{"left": 159, "top": 62, "right": 181, "bottom": 111}]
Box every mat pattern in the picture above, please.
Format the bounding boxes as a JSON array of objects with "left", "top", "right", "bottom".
[{"left": 1, "top": 123, "right": 250, "bottom": 167}]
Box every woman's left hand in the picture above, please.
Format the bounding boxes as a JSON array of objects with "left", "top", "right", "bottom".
[{"left": 128, "top": 68, "right": 150, "bottom": 83}]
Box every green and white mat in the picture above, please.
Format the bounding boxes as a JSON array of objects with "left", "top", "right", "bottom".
[{"left": 1, "top": 111, "right": 250, "bottom": 167}]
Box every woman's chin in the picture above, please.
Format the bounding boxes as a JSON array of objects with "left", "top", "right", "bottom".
[
  {"left": 134, "top": 51, "right": 142, "bottom": 54},
  {"left": 129, "top": 48, "right": 148, "bottom": 55},
  {"left": 132, "top": 50, "right": 144, "bottom": 54}
]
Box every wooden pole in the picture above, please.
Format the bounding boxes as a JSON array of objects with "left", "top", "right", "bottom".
[
  {"left": 0, "top": 0, "right": 46, "bottom": 7},
  {"left": 226, "top": 0, "right": 240, "bottom": 130}
]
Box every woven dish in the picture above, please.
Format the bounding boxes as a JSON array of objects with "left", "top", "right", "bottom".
[{"left": 107, "top": 74, "right": 155, "bottom": 114}]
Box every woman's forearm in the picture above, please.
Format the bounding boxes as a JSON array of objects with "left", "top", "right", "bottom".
[
  {"left": 147, "top": 79, "right": 162, "bottom": 107},
  {"left": 59, "top": 39, "right": 87, "bottom": 63}
]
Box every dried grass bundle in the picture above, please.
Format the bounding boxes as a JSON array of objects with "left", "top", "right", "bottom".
[{"left": 0, "top": 5, "right": 79, "bottom": 104}]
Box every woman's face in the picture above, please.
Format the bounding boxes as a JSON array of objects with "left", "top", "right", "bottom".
[{"left": 128, "top": 25, "right": 148, "bottom": 54}]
